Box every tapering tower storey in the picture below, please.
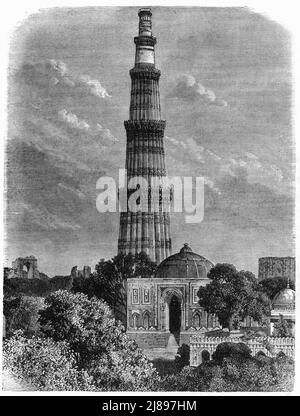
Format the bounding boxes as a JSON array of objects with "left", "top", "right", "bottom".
[{"left": 118, "top": 8, "right": 172, "bottom": 264}]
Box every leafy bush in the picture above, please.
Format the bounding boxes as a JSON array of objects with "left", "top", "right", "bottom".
[
  {"left": 3, "top": 331, "right": 93, "bottom": 391},
  {"left": 4, "top": 296, "right": 45, "bottom": 337},
  {"left": 156, "top": 366, "right": 205, "bottom": 391},
  {"left": 212, "top": 342, "right": 252, "bottom": 363},
  {"left": 156, "top": 352, "right": 294, "bottom": 392},
  {"left": 174, "top": 344, "right": 190, "bottom": 371},
  {"left": 151, "top": 358, "right": 179, "bottom": 377},
  {"left": 39, "top": 290, "right": 159, "bottom": 391}
]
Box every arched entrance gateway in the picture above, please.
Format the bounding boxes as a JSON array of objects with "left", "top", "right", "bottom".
[
  {"left": 169, "top": 295, "right": 181, "bottom": 336},
  {"left": 160, "top": 288, "right": 184, "bottom": 345}
]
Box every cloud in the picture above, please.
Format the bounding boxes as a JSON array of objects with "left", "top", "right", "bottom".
[
  {"left": 168, "top": 74, "right": 228, "bottom": 107},
  {"left": 14, "top": 59, "right": 118, "bottom": 144},
  {"left": 166, "top": 133, "right": 287, "bottom": 195},
  {"left": 165, "top": 136, "right": 187, "bottom": 149},
  {"left": 16, "top": 59, "right": 111, "bottom": 100},
  {"left": 58, "top": 109, "right": 90, "bottom": 131},
  {"left": 96, "top": 124, "right": 119, "bottom": 142},
  {"left": 219, "top": 152, "right": 285, "bottom": 191},
  {"left": 79, "top": 75, "right": 111, "bottom": 98}
]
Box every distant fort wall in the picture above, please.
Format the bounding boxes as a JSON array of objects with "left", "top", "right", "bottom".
[
  {"left": 190, "top": 335, "right": 295, "bottom": 366},
  {"left": 258, "top": 257, "right": 295, "bottom": 281}
]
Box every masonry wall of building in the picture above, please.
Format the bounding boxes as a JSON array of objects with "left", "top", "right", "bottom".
[
  {"left": 258, "top": 257, "right": 295, "bottom": 281},
  {"left": 127, "top": 276, "right": 220, "bottom": 348}
]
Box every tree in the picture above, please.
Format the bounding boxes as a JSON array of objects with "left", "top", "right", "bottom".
[
  {"left": 50, "top": 275, "right": 73, "bottom": 292},
  {"left": 73, "top": 252, "right": 157, "bottom": 323},
  {"left": 134, "top": 251, "right": 157, "bottom": 278},
  {"left": 197, "top": 264, "right": 271, "bottom": 330},
  {"left": 274, "top": 315, "right": 292, "bottom": 337},
  {"left": 39, "top": 290, "right": 158, "bottom": 391},
  {"left": 259, "top": 277, "right": 295, "bottom": 300},
  {"left": 4, "top": 277, "right": 51, "bottom": 298},
  {"left": 4, "top": 296, "right": 45, "bottom": 337}
]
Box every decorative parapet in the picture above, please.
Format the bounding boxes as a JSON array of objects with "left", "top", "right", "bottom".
[
  {"left": 189, "top": 336, "right": 295, "bottom": 367},
  {"left": 134, "top": 36, "right": 157, "bottom": 46},
  {"left": 130, "top": 65, "right": 161, "bottom": 80},
  {"left": 124, "top": 120, "right": 166, "bottom": 134}
]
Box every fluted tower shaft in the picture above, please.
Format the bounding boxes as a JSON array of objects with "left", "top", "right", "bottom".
[{"left": 118, "top": 9, "right": 172, "bottom": 264}]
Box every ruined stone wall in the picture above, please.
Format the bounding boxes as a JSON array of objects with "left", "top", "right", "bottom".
[
  {"left": 70, "top": 265, "right": 91, "bottom": 279},
  {"left": 258, "top": 257, "right": 295, "bottom": 281},
  {"left": 10, "top": 256, "right": 39, "bottom": 279}
]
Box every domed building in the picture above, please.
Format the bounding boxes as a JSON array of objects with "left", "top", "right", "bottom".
[
  {"left": 270, "top": 283, "right": 295, "bottom": 336},
  {"left": 126, "top": 244, "right": 221, "bottom": 349}
]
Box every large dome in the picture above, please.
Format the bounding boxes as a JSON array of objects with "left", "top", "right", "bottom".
[
  {"left": 155, "top": 243, "right": 214, "bottom": 279},
  {"left": 272, "top": 287, "right": 295, "bottom": 311}
]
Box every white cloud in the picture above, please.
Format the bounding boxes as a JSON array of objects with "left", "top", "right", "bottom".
[
  {"left": 169, "top": 74, "right": 228, "bottom": 107},
  {"left": 58, "top": 109, "right": 90, "bottom": 131},
  {"left": 219, "top": 152, "right": 285, "bottom": 191},
  {"left": 166, "top": 133, "right": 286, "bottom": 194},
  {"left": 165, "top": 136, "right": 187, "bottom": 149},
  {"left": 79, "top": 75, "right": 111, "bottom": 98},
  {"left": 18, "top": 60, "right": 111, "bottom": 100},
  {"left": 96, "top": 123, "right": 118, "bottom": 142}
]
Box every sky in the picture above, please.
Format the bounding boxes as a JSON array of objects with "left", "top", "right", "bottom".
[{"left": 5, "top": 6, "right": 294, "bottom": 276}]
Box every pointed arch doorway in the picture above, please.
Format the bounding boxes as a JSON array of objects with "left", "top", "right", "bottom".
[
  {"left": 161, "top": 288, "right": 184, "bottom": 346},
  {"left": 169, "top": 295, "right": 181, "bottom": 336}
]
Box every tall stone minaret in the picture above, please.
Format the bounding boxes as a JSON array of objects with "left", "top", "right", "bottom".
[{"left": 118, "top": 8, "right": 172, "bottom": 264}]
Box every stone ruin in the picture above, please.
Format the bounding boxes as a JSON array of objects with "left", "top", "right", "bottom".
[
  {"left": 70, "top": 265, "right": 92, "bottom": 279},
  {"left": 8, "top": 256, "right": 40, "bottom": 279}
]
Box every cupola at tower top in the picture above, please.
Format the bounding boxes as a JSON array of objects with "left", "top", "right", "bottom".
[
  {"left": 134, "top": 8, "right": 156, "bottom": 66},
  {"left": 138, "top": 8, "right": 152, "bottom": 37}
]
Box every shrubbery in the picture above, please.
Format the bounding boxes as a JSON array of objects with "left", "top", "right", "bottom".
[
  {"left": 156, "top": 348, "right": 294, "bottom": 392},
  {"left": 3, "top": 331, "right": 93, "bottom": 391},
  {"left": 174, "top": 344, "right": 190, "bottom": 371},
  {"left": 3, "top": 289, "right": 294, "bottom": 392},
  {"left": 212, "top": 342, "right": 252, "bottom": 363},
  {"left": 4, "top": 296, "right": 44, "bottom": 337},
  {"left": 3, "top": 290, "right": 158, "bottom": 391}
]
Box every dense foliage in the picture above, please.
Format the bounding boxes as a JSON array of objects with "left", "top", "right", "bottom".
[
  {"left": 156, "top": 351, "right": 294, "bottom": 392},
  {"left": 4, "top": 276, "right": 73, "bottom": 298},
  {"left": 39, "top": 290, "right": 158, "bottom": 390},
  {"left": 72, "top": 252, "right": 157, "bottom": 323},
  {"left": 273, "top": 315, "right": 293, "bottom": 337},
  {"left": 3, "top": 331, "right": 93, "bottom": 391},
  {"left": 212, "top": 342, "right": 252, "bottom": 363},
  {"left": 197, "top": 264, "right": 271, "bottom": 330},
  {"left": 259, "top": 277, "right": 295, "bottom": 300},
  {"left": 3, "top": 296, "right": 45, "bottom": 337}
]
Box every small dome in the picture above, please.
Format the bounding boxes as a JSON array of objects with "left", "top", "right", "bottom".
[
  {"left": 155, "top": 243, "right": 214, "bottom": 279},
  {"left": 272, "top": 287, "right": 295, "bottom": 311}
]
